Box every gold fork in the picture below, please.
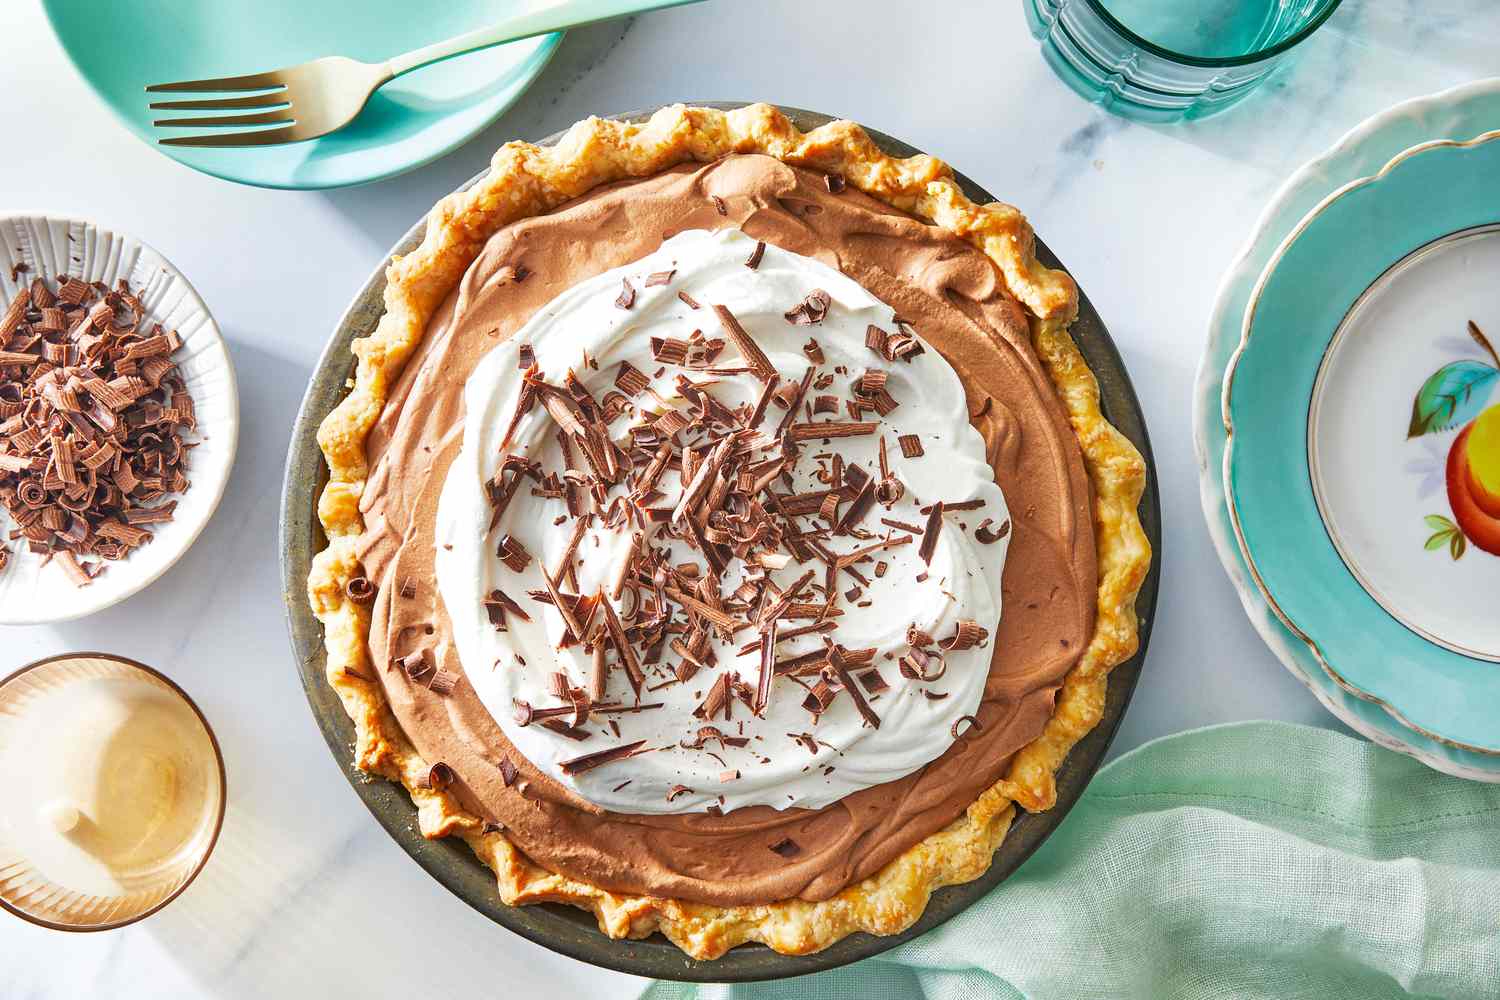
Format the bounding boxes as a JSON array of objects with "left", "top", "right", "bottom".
[{"left": 147, "top": 0, "right": 701, "bottom": 148}]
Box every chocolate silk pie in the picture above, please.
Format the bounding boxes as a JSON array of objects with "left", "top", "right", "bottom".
[{"left": 308, "top": 105, "right": 1150, "bottom": 959}]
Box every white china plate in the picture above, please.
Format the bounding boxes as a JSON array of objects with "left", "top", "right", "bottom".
[
  {"left": 1308, "top": 225, "right": 1500, "bottom": 663},
  {"left": 0, "top": 215, "right": 238, "bottom": 624}
]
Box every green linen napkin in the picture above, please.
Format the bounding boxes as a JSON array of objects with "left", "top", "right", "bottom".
[{"left": 640, "top": 721, "right": 1500, "bottom": 1000}]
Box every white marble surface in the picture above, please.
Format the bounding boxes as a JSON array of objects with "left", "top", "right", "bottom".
[{"left": 2, "top": 1, "right": 1497, "bottom": 995}]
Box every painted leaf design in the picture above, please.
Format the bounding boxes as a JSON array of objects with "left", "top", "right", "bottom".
[
  {"left": 1408, "top": 361, "right": 1499, "bottom": 437},
  {"left": 1422, "top": 513, "right": 1465, "bottom": 559}
]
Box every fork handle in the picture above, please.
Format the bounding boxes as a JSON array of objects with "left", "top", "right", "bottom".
[{"left": 385, "top": 0, "right": 703, "bottom": 78}]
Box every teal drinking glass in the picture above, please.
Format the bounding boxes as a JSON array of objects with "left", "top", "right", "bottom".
[{"left": 1024, "top": 0, "right": 1344, "bottom": 121}]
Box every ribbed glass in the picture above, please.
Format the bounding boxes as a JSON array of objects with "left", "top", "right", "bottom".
[{"left": 1025, "top": 0, "right": 1343, "bottom": 122}]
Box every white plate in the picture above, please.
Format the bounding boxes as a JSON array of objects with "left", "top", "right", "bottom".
[
  {"left": 1308, "top": 225, "right": 1500, "bottom": 663},
  {"left": 0, "top": 214, "right": 238, "bottom": 624}
]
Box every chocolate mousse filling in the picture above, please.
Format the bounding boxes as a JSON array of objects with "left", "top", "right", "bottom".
[{"left": 355, "top": 154, "right": 1096, "bottom": 906}]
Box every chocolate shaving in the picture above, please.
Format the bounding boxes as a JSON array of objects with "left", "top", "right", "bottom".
[
  {"left": 745, "top": 241, "right": 766, "bottom": 270},
  {"left": 483, "top": 588, "right": 531, "bottom": 627},
  {"left": 588, "top": 628, "right": 609, "bottom": 702},
  {"left": 645, "top": 269, "right": 676, "bottom": 287},
  {"left": 711, "top": 195, "right": 728, "bottom": 216},
  {"left": 951, "top": 715, "right": 983, "bottom": 740},
  {"left": 667, "top": 784, "right": 694, "bottom": 802},
  {"left": 651, "top": 337, "right": 690, "bottom": 366},
  {"left": 770, "top": 836, "right": 802, "bottom": 857},
  {"left": 497, "top": 534, "right": 533, "bottom": 572},
  {"left": 514, "top": 700, "right": 571, "bottom": 727},
  {"left": 888, "top": 330, "right": 925, "bottom": 362},
  {"left": 397, "top": 650, "right": 432, "bottom": 681},
  {"left": 802, "top": 679, "right": 836, "bottom": 716},
  {"left": 712, "top": 304, "right": 776, "bottom": 383},
  {"left": 898, "top": 434, "right": 924, "bottom": 458},
  {"left": 498, "top": 757, "right": 519, "bottom": 786},
  {"left": 921, "top": 498, "right": 984, "bottom": 514},
  {"left": 784, "top": 289, "right": 832, "bottom": 326},
  {"left": 836, "top": 477, "right": 876, "bottom": 534},
  {"left": 787, "top": 420, "right": 877, "bottom": 442},
  {"left": 425, "top": 762, "right": 455, "bottom": 791},
  {"left": 974, "top": 518, "right": 1011, "bottom": 544},
  {"left": 517, "top": 343, "right": 536, "bottom": 369},
  {"left": 558, "top": 739, "right": 648, "bottom": 776},
  {"left": 694, "top": 672, "right": 733, "bottom": 721},
  {"left": 427, "top": 668, "right": 459, "bottom": 695},
  {"left": 0, "top": 274, "right": 197, "bottom": 585},
  {"left": 827, "top": 646, "right": 879, "bottom": 729},
  {"left": 899, "top": 650, "right": 946, "bottom": 683},
  {"left": 918, "top": 501, "right": 943, "bottom": 565},
  {"left": 940, "top": 620, "right": 989, "bottom": 652},
  {"left": 540, "top": 720, "right": 591, "bottom": 741},
  {"left": 345, "top": 576, "right": 376, "bottom": 604},
  {"left": 614, "top": 278, "right": 636, "bottom": 310},
  {"left": 755, "top": 619, "right": 778, "bottom": 714},
  {"left": 677, "top": 290, "right": 701, "bottom": 310},
  {"left": 614, "top": 361, "right": 650, "bottom": 397},
  {"left": 600, "top": 595, "right": 646, "bottom": 696}
]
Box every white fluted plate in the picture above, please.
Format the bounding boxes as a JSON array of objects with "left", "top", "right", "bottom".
[{"left": 0, "top": 215, "right": 238, "bottom": 624}]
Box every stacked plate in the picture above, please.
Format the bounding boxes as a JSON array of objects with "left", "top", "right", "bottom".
[{"left": 1197, "top": 79, "right": 1500, "bottom": 780}]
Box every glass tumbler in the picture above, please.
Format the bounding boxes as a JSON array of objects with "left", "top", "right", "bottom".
[
  {"left": 1024, "top": 0, "right": 1344, "bottom": 122},
  {"left": 0, "top": 654, "right": 226, "bottom": 931}
]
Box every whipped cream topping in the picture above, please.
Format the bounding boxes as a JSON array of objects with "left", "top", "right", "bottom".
[{"left": 435, "top": 229, "right": 1010, "bottom": 814}]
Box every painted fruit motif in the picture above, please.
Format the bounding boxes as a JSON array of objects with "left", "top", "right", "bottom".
[
  {"left": 1410, "top": 321, "right": 1499, "bottom": 561},
  {"left": 1448, "top": 404, "right": 1500, "bottom": 554}
]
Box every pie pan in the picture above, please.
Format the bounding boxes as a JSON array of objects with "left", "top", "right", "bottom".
[{"left": 279, "top": 103, "right": 1160, "bottom": 982}]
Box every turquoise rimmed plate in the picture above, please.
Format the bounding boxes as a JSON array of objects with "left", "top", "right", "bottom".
[
  {"left": 41, "top": 0, "right": 560, "bottom": 190},
  {"left": 1198, "top": 78, "right": 1500, "bottom": 781},
  {"left": 1224, "top": 129, "right": 1500, "bottom": 755}
]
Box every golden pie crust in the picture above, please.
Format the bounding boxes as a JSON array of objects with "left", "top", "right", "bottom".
[{"left": 307, "top": 104, "right": 1151, "bottom": 960}]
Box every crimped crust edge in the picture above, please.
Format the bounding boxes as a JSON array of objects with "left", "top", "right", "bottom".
[{"left": 306, "top": 103, "right": 1149, "bottom": 960}]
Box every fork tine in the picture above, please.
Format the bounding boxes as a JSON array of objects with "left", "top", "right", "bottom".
[
  {"left": 153, "top": 111, "right": 294, "bottom": 129},
  {"left": 145, "top": 71, "right": 287, "bottom": 94},
  {"left": 158, "top": 125, "right": 303, "bottom": 148},
  {"left": 149, "top": 94, "right": 291, "bottom": 112}
]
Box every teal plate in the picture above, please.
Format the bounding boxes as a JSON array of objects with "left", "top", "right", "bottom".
[
  {"left": 42, "top": 0, "right": 560, "bottom": 190},
  {"left": 1225, "top": 132, "right": 1500, "bottom": 753},
  {"left": 1198, "top": 78, "right": 1500, "bottom": 781}
]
